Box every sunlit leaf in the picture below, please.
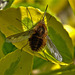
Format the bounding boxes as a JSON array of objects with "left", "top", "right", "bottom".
[
  {"left": 64, "top": 25, "right": 75, "bottom": 46},
  {"left": 0, "top": 7, "right": 74, "bottom": 64},
  {"left": 46, "top": 13, "right": 74, "bottom": 63},
  {"left": 0, "top": 6, "right": 46, "bottom": 61}
]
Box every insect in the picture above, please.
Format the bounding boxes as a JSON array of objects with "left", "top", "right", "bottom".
[
  {"left": 28, "top": 6, "right": 48, "bottom": 51},
  {"left": 6, "top": 5, "right": 62, "bottom": 62}
]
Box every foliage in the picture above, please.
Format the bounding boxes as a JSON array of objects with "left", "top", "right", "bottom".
[{"left": 0, "top": 0, "right": 75, "bottom": 75}]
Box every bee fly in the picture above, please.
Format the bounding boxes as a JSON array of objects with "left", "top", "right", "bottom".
[
  {"left": 29, "top": 5, "right": 48, "bottom": 52},
  {"left": 7, "top": 5, "right": 62, "bottom": 62}
]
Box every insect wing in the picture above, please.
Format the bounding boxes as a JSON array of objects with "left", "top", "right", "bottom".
[
  {"left": 46, "top": 36, "right": 62, "bottom": 62},
  {"left": 6, "top": 30, "right": 34, "bottom": 43}
]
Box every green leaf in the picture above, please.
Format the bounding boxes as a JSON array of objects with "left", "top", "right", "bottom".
[
  {"left": 0, "top": 6, "right": 74, "bottom": 64},
  {"left": 0, "top": 31, "right": 17, "bottom": 59},
  {"left": 0, "top": 31, "right": 5, "bottom": 58},
  {"left": 46, "top": 13, "right": 74, "bottom": 63},
  {"left": 33, "top": 56, "right": 49, "bottom": 69},
  {"left": 32, "top": 56, "right": 58, "bottom": 74},
  {"left": 0, "top": 7, "right": 45, "bottom": 60},
  {"left": 0, "top": 49, "right": 33, "bottom": 75},
  {"left": 0, "top": 7, "right": 42, "bottom": 36},
  {"left": 2, "top": 42, "right": 17, "bottom": 55},
  {"left": 68, "top": 0, "right": 75, "bottom": 14}
]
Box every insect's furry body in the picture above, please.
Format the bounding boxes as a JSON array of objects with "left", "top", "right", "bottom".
[{"left": 29, "top": 20, "right": 47, "bottom": 51}]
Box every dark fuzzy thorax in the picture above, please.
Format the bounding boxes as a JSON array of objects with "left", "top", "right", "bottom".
[{"left": 29, "top": 20, "right": 47, "bottom": 51}]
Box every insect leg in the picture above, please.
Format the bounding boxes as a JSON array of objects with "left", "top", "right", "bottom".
[
  {"left": 42, "top": 50, "right": 49, "bottom": 62},
  {"left": 21, "top": 42, "right": 28, "bottom": 52}
]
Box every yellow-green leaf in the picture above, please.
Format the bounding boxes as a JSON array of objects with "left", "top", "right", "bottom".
[
  {"left": 0, "top": 31, "right": 5, "bottom": 58},
  {"left": 0, "top": 6, "right": 74, "bottom": 64},
  {"left": 46, "top": 13, "right": 74, "bottom": 63},
  {"left": 68, "top": 0, "right": 75, "bottom": 14},
  {"left": 0, "top": 7, "right": 46, "bottom": 62},
  {"left": 0, "top": 49, "right": 33, "bottom": 75},
  {"left": 0, "top": 31, "right": 16, "bottom": 59}
]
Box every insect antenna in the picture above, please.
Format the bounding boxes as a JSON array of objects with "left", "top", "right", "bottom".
[
  {"left": 26, "top": 7, "right": 33, "bottom": 27},
  {"left": 42, "top": 5, "right": 48, "bottom": 21}
]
